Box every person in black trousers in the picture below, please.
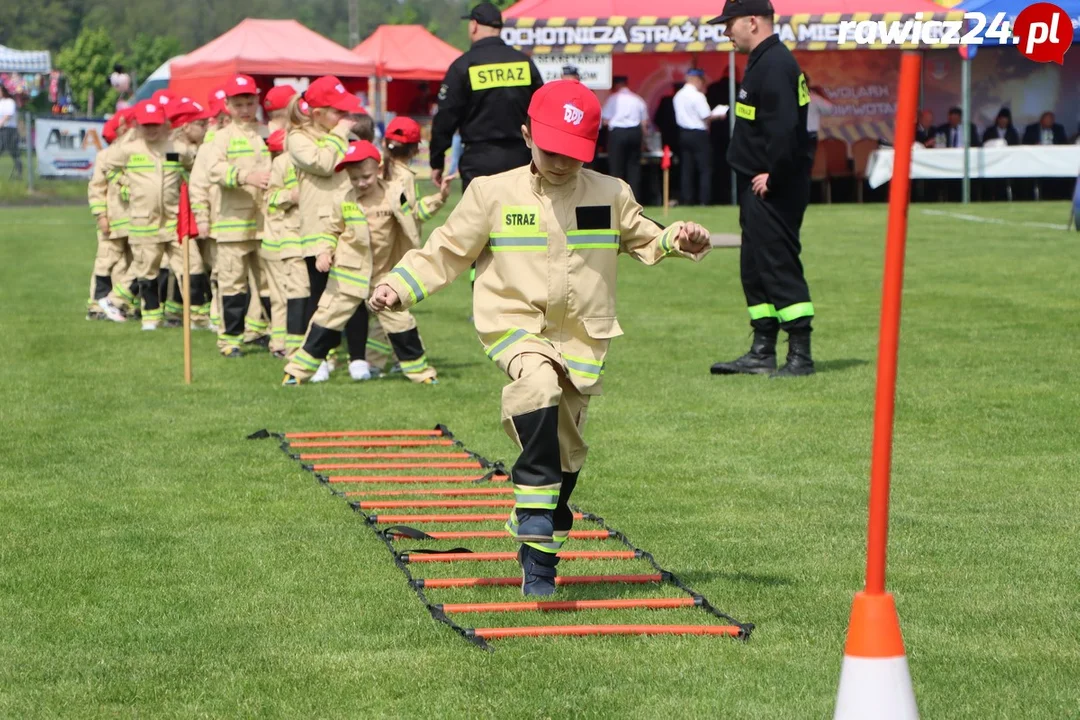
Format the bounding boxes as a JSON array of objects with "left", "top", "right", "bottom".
[
  {"left": 709, "top": 0, "right": 816, "bottom": 377},
  {"left": 673, "top": 69, "right": 717, "bottom": 205},
  {"left": 602, "top": 76, "right": 648, "bottom": 199}
]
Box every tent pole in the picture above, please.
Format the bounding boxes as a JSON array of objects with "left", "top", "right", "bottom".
[
  {"left": 729, "top": 49, "right": 736, "bottom": 206},
  {"left": 962, "top": 54, "right": 970, "bottom": 204}
]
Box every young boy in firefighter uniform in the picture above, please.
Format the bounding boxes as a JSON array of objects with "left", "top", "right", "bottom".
[
  {"left": 369, "top": 80, "right": 712, "bottom": 596},
  {"left": 363, "top": 116, "right": 453, "bottom": 374},
  {"left": 190, "top": 87, "right": 231, "bottom": 331},
  {"left": 262, "top": 128, "right": 308, "bottom": 358},
  {"left": 285, "top": 76, "right": 367, "bottom": 378},
  {"left": 201, "top": 74, "right": 272, "bottom": 357},
  {"left": 97, "top": 101, "right": 185, "bottom": 330},
  {"left": 161, "top": 97, "right": 213, "bottom": 327},
  {"left": 87, "top": 107, "right": 137, "bottom": 319},
  {"left": 282, "top": 140, "right": 381, "bottom": 385}
]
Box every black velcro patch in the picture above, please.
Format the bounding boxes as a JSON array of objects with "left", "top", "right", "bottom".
[{"left": 576, "top": 205, "right": 612, "bottom": 231}]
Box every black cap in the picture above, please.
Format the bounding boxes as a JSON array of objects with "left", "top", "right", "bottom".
[
  {"left": 708, "top": 0, "right": 776, "bottom": 24},
  {"left": 462, "top": 2, "right": 504, "bottom": 28},
  {"left": 562, "top": 65, "right": 580, "bottom": 76}
]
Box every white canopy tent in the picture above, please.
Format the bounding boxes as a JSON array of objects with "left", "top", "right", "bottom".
[{"left": 0, "top": 45, "right": 52, "bottom": 74}]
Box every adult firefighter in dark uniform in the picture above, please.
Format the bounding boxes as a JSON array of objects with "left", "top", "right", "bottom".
[
  {"left": 429, "top": 2, "right": 544, "bottom": 289},
  {"left": 709, "top": 0, "right": 816, "bottom": 378}
]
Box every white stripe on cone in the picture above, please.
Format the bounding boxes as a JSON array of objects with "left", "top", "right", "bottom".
[{"left": 835, "top": 656, "right": 919, "bottom": 720}]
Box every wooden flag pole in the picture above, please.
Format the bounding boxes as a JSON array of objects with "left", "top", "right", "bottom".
[{"left": 182, "top": 237, "right": 192, "bottom": 385}]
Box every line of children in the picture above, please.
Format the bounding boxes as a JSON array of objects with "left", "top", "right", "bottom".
[
  {"left": 368, "top": 80, "right": 713, "bottom": 595},
  {"left": 87, "top": 107, "right": 137, "bottom": 319}
]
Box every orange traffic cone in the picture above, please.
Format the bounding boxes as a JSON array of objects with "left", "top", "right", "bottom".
[{"left": 834, "top": 591, "right": 918, "bottom": 719}]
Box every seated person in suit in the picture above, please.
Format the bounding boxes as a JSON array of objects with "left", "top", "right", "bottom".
[
  {"left": 938, "top": 107, "right": 980, "bottom": 148},
  {"left": 982, "top": 107, "right": 1020, "bottom": 145},
  {"left": 915, "top": 109, "right": 936, "bottom": 146},
  {"left": 1023, "top": 112, "right": 1068, "bottom": 145}
]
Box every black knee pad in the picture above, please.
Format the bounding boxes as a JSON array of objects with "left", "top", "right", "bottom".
[
  {"left": 387, "top": 327, "right": 425, "bottom": 362},
  {"left": 94, "top": 275, "right": 112, "bottom": 300},
  {"left": 286, "top": 298, "right": 308, "bottom": 336},
  {"left": 304, "top": 323, "right": 343, "bottom": 358}
]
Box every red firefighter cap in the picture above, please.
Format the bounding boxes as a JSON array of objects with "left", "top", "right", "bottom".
[
  {"left": 208, "top": 87, "right": 230, "bottom": 117},
  {"left": 264, "top": 85, "right": 297, "bottom": 112},
  {"left": 335, "top": 140, "right": 381, "bottom": 172},
  {"left": 224, "top": 74, "right": 259, "bottom": 97},
  {"left": 135, "top": 100, "right": 167, "bottom": 126},
  {"left": 102, "top": 114, "right": 122, "bottom": 144},
  {"left": 304, "top": 76, "right": 364, "bottom": 113},
  {"left": 385, "top": 116, "right": 422, "bottom": 145},
  {"left": 167, "top": 98, "right": 211, "bottom": 127},
  {"left": 267, "top": 129, "right": 287, "bottom": 154},
  {"left": 151, "top": 90, "right": 175, "bottom": 107},
  {"left": 527, "top": 80, "right": 601, "bottom": 163}
]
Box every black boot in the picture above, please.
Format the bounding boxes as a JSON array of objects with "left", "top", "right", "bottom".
[
  {"left": 772, "top": 331, "right": 815, "bottom": 378},
  {"left": 711, "top": 327, "right": 778, "bottom": 375}
]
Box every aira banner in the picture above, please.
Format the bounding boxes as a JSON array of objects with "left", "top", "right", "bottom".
[{"left": 34, "top": 116, "right": 107, "bottom": 178}]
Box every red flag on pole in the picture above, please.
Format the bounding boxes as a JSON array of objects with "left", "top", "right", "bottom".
[
  {"left": 177, "top": 181, "right": 199, "bottom": 243},
  {"left": 661, "top": 145, "right": 672, "bottom": 171}
]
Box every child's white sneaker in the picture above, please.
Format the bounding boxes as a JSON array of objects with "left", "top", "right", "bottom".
[
  {"left": 311, "top": 362, "right": 331, "bottom": 383},
  {"left": 141, "top": 321, "right": 158, "bottom": 331},
  {"left": 98, "top": 297, "right": 127, "bottom": 323},
  {"left": 348, "top": 360, "right": 372, "bottom": 381}
]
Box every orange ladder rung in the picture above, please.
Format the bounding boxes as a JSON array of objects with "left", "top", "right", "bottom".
[
  {"left": 312, "top": 462, "right": 482, "bottom": 470},
  {"left": 299, "top": 452, "right": 471, "bottom": 460},
  {"left": 369, "top": 512, "right": 584, "bottom": 524},
  {"left": 285, "top": 429, "right": 443, "bottom": 439},
  {"left": 402, "top": 550, "right": 638, "bottom": 564},
  {"left": 329, "top": 475, "right": 508, "bottom": 484},
  {"left": 416, "top": 573, "right": 663, "bottom": 589},
  {"left": 351, "top": 487, "right": 514, "bottom": 497},
  {"left": 358, "top": 499, "right": 515, "bottom": 510},
  {"left": 440, "top": 597, "right": 699, "bottom": 614},
  {"left": 467, "top": 625, "right": 744, "bottom": 640},
  {"left": 288, "top": 440, "right": 456, "bottom": 448},
  {"left": 391, "top": 529, "right": 611, "bottom": 540}
]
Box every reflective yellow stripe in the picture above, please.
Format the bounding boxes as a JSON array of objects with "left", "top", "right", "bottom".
[
  {"left": 563, "top": 354, "right": 604, "bottom": 379},
  {"left": 566, "top": 229, "right": 619, "bottom": 250},
  {"left": 777, "top": 302, "right": 814, "bottom": 322}
]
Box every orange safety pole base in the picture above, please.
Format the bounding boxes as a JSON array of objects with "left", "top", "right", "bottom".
[
  {"left": 416, "top": 573, "right": 664, "bottom": 589},
  {"left": 371, "top": 512, "right": 584, "bottom": 524},
  {"left": 349, "top": 487, "right": 514, "bottom": 497},
  {"left": 329, "top": 474, "right": 509, "bottom": 484},
  {"left": 311, "top": 462, "right": 482, "bottom": 471},
  {"left": 299, "top": 452, "right": 471, "bottom": 460},
  {"left": 440, "top": 597, "right": 699, "bottom": 614},
  {"left": 835, "top": 592, "right": 918, "bottom": 719},
  {"left": 285, "top": 429, "right": 443, "bottom": 439},
  {"left": 289, "top": 440, "right": 456, "bottom": 448},
  {"left": 358, "top": 499, "right": 515, "bottom": 510},
  {"left": 392, "top": 529, "right": 612, "bottom": 540},
  {"left": 467, "top": 624, "right": 744, "bottom": 640},
  {"left": 402, "top": 550, "right": 639, "bottom": 564}
]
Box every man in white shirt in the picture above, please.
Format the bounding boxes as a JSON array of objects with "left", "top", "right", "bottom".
[
  {"left": 601, "top": 76, "right": 649, "bottom": 198},
  {"left": 0, "top": 85, "right": 22, "bottom": 177},
  {"left": 673, "top": 68, "right": 717, "bottom": 205}
]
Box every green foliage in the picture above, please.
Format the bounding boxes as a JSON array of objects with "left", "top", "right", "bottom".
[
  {"left": 126, "top": 34, "right": 184, "bottom": 88},
  {"left": 55, "top": 26, "right": 121, "bottom": 114}
]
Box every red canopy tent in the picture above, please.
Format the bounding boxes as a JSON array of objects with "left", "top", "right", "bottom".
[
  {"left": 353, "top": 25, "right": 462, "bottom": 81},
  {"left": 169, "top": 19, "right": 376, "bottom": 103}
]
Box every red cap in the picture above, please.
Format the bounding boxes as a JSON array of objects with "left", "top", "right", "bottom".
[
  {"left": 385, "top": 116, "right": 421, "bottom": 145},
  {"left": 151, "top": 90, "right": 175, "bottom": 108},
  {"left": 267, "top": 129, "right": 287, "bottom": 154},
  {"left": 208, "top": 87, "right": 230, "bottom": 117},
  {"left": 167, "top": 98, "right": 211, "bottom": 127},
  {"left": 264, "top": 85, "right": 297, "bottom": 113},
  {"left": 335, "top": 140, "right": 381, "bottom": 172},
  {"left": 304, "top": 76, "right": 364, "bottom": 114},
  {"left": 102, "top": 114, "right": 121, "bottom": 144},
  {"left": 135, "top": 100, "right": 167, "bottom": 126},
  {"left": 527, "top": 80, "right": 601, "bottom": 163},
  {"left": 223, "top": 74, "right": 259, "bottom": 97}
]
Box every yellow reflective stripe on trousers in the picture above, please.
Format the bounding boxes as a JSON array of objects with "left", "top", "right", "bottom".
[
  {"left": 366, "top": 338, "right": 392, "bottom": 353},
  {"left": 777, "top": 302, "right": 814, "bottom": 322},
  {"left": 398, "top": 356, "right": 429, "bottom": 373},
  {"left": 390, "top": 266, "right": 426, "bottom": 303},
  {"left": 563, "top": 354, "right": 604, "bottom": 379},
  {"left": 566, "top": 229, "right": 619, "bottom": 250},
  {"left": 513, "top": 484, "right": 559, "bottom": 510},
  {"left": 292, "top": 349, "right": 321, "bottom": 370},
  {"left": 485, "top": 328, "right": 536, "bottom": 361},
  {"left": 211, "top": 221, "right": 257, "bottom": 234},
  {"left": 328, "top": 267, "right": 369, "bottom": 290},
  {"left": 747, "top": 303, "right": 778, "bottom": 320},
  {"left": 489, "top": 232, "right": 547, "bottom": 252}
]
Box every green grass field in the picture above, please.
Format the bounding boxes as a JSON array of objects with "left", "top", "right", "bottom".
[{"left": 1, "top": 198, "right": 1078, "bottom": 718}]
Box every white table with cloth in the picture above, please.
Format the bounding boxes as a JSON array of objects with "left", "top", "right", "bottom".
[{"left": 866, "top": 146, "right": 1080, "bottom": 189}]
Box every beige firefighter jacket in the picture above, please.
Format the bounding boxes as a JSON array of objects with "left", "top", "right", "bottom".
[
  {"left": 287, "top": 123, "right": 352, "bottom": 257},
  {"left": 202, "top": 120, "right": 271, "bottom": 242},
  {"left": 262, "top": 153, "right": 302, "bottom": 260},
  {"left": 97, "top": 134, "right": 183, "bottom": 245},
  {"left": 382, "top": 165, "right": 709, "bottom": 395}
]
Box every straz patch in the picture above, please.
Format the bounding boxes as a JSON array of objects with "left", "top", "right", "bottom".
[
  {"left": 502, "top": 205, "right": 540, "bottom": 233},
  {"left": 469, "top": 62, "right": 531, "bottom": 91}
]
